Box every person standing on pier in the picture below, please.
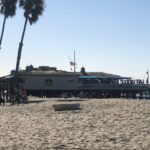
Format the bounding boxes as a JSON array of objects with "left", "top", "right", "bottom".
[{"left": 146, "top": 71, "right": 149, "bottom": 84}]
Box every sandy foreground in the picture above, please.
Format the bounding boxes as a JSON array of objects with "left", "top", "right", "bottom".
[{"left": 0, "top": 97, "right": 150, "bottom": 150}]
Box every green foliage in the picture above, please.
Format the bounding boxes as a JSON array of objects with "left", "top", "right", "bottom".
[
  {"left": 19, "top": 0, "right": 45, "bottom": 25},
  {"left": 0, "top": 0, "right": 17, "bottom": 18}
]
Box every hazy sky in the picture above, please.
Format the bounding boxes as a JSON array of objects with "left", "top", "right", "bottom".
[{"left": 0, "top": 0, "right": 150, "bottom": 79}]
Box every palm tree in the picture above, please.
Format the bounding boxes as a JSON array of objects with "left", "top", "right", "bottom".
[
  {"left": 0, "top": 0, "right": 17, "bottom": 49},
  {"left": 15, "top": 0, "right": 45, "bottom": 76}
]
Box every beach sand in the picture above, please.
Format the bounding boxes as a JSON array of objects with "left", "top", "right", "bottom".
[{"left": 0, "top": 97, "right": 150, "bottom": 150}]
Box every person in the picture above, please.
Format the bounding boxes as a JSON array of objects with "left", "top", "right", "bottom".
[
  {"left": 0, "top": 96, "right": 5, "bottom": 106},
  {"left": 21, "top": 88, "right": 28, "bottom": 104}
]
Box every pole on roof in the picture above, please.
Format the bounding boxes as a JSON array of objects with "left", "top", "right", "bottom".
[{"left": 74, "top": 50, "right": 76, "bottom": 72}]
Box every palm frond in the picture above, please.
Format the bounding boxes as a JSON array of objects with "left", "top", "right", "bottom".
[
  {"left": 0, "top": 0, "right": 18, "bottom": 18},
  {"left": 19, "top": 0, "right": 45, "bottom": 25}
]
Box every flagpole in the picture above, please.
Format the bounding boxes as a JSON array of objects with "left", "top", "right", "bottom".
[
  {"left": 74, "top": 50, "right": 76, "bottom": 72},
  {"left": 148, "top": 71, "right": 149, "bottom": 84}
]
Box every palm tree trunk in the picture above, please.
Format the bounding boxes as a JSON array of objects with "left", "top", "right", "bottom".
[
  {"left": 15, "top": 17, "right": 28, "bottom": 76},
  {"left": 0, "top": 16, "right": 6, "bottom": 49}
]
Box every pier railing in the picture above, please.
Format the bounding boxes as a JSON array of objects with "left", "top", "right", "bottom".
[{"left": 78, "top": 83, "right": 150, "bottom": 91}]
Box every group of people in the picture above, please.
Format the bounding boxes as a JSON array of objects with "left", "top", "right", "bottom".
[{"left": 0, "top": 81, "right": 28, "bottom": 106}]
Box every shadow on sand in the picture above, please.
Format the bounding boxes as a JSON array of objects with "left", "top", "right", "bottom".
[{"left": 56, "top": 99, "right": 88, "bottom": 102}]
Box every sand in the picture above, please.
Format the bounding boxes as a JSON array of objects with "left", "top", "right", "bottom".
[{"left": 0, "top": 97, "right": 150, "bottom": 150}]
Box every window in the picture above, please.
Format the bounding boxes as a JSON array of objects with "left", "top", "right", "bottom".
[
  {"left": 68, "top": 79, "right": 74, "bottom": 83},
  {"left": 45, "top": 79, "right": 53, "bottom": 86},
  {"left": 20, "top": 78, "right": 26, "bottom": 83}
]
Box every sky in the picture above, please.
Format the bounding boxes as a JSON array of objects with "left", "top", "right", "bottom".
[{"left": 0, "top": 0, "right": 150, "bottom": 79}]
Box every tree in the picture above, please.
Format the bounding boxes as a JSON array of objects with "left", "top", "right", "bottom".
[
  {"left": 0, "top": 0, "right": 17, "bottom": 49},
  {"left": 15, "top": 0, "right": 45, "bottom": 76}
]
